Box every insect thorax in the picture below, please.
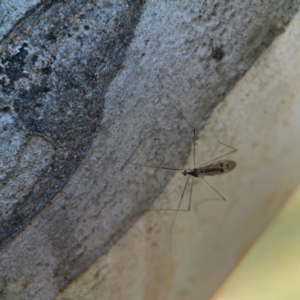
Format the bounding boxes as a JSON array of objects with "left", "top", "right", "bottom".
[{"left": 182, "top": 169, "right": 201, "bottom": 177}]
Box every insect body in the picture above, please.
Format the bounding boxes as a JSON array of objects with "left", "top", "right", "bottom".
[
  {"left": 182, "top": 160, "right": 236, "bottom": 177},
  {"left": 115, "top": 76, "right": 237, "bottom": 232}
]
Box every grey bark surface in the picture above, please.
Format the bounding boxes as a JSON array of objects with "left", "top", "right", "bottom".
[{"left": 0, "top": 0, "right": 299, "bottom": 299}]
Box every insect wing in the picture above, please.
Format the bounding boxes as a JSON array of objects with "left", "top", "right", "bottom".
[{"left": 202, "top": 160, "right": 236, "bottom": 176}]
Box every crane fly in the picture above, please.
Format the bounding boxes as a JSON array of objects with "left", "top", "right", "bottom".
[
  {"left": 119, "top": 150, "right": 237, "bottom": 234},
  {"left": 115, "top": 76, "right": 237, "bottom": 233}
]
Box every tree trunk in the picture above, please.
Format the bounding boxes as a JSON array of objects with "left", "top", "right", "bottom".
[{"left": 0, "top": 1, "right": 300, "bottom": 299}]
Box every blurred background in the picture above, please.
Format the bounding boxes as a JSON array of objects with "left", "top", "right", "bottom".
[{"left": 212, "top": 183, "right": 300, "bottom": 300}]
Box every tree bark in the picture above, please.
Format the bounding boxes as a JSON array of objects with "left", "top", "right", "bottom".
[{"left": 0, "top": 1, "right": 299, "bottom": 299}]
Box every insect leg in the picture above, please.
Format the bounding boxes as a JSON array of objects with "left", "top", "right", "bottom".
[
  {"left": 200, "top": 176, "right": 226, "bottom": 201},
  {"left": 169, "top": 175, "right": 191, "bottom": 234},
  {"left": 200, "top": 135, "right": 237, "bottom": 166},
  {"left": 112, "top": 159, "right": 185, "bottom": 171},
  {"left": 157, "top": 75, "right": 196, "bottom": 169}
]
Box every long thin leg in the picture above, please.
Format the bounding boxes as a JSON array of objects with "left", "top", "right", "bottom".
[
  {"left": 200, "top": 136, "right": 237, "bottom": 166},
  {"left": 113, "top": 159, "right": 187, "bottom": 171},
  {"left": 188, "top": 176, "right": 194, "bottom": 211},
  {"left": 200, "top": 176, "right": 226, "bottom": 201},
  {"left": 167, "top": 175, "right": 193, "bottom": 268},
  {"left": 149, "top": 176, "right": 194, "bottom": 213},
  {"left": 151, "top": 175, "right": 194, "bottom": 213},
  {"left": 157, "top": 76, "right": 196, "bottom": 169},
  {"left": 169, "top": 175, "right": 190, "bottom": 234},
  {"left": 193, "top": 129, "right": 196, "bottom": 169},
  {"left": 157, "top": 76, "right": 195, "bottom": 131}
]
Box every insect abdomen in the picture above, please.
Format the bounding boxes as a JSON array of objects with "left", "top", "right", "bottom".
[{"left": 200, "top": 160, "right": 236, "bottom": 176}]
